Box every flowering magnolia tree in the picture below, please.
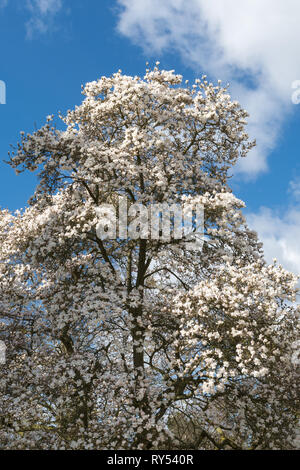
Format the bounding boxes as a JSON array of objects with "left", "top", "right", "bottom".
[{"left": 0, "top": 65, "right": 299, "bottom": 450}]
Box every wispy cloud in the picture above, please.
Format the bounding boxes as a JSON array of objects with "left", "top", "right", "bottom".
[
  {"left": 288, "top": 178, "right": 300, "bottom": 202},
  {"left": 247, "top": 178, "right": 300, "bottom": 275},
  {"left": 117, "top": 0, "right": 300, "bottom": 178},
  {"left": 247, "top": 178, "right": 300, "bottom": 276},
  {"left": 248, "top": 203, "right": 300, "bottom": 276},
  {"left": 0, "top": 0, "right": 64, "bottom": 37},
  {"left": 25, "top": 0, "right": 63, "bottom": 38}
]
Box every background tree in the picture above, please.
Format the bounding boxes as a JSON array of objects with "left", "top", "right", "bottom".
[{"left": 0, "top": 65, "right": 299, "bottom": 449}]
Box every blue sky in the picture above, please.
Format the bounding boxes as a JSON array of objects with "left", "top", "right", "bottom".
[{"left": 1, "top": 0, "right": 300, "bottom": 274}]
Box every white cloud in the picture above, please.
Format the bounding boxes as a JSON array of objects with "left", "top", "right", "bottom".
[
  {"left": 30, "top": 0, "right": 62, "bottom": 15},
  {"left": 0, "top": 0, "right": 63, "bottom": 37},
  {"left": 248, "top": 202, "right": 300, "bottom": 276},
  {"left": 25, "top": 0, "right": 63, "bottom": 38},
  {"left": 247, "top": 178, "right": 300, "bottom": 276},
  {"left": 117, "top": 0, "right": 300, "bottom": 177},
  {"left": 288, "top": 177, "right": 300, "bottom": 202}
]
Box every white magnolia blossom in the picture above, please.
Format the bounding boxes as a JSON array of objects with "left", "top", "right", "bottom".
[{"left": 0, "top": 65, "right": 299, "bottom": 450}]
